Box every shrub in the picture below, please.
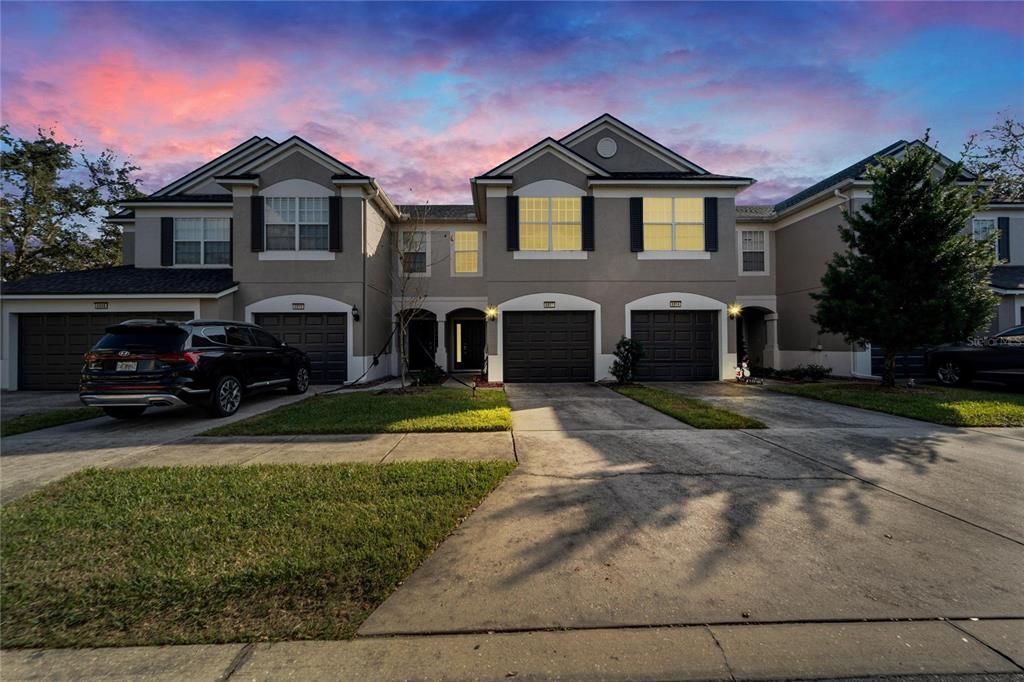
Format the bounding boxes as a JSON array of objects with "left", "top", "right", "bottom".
[
  {"left": 773, "top": 363, "right": 833, "bottom": 382},
  {"left": 412, "top": 365, "right": 446, "bottom": 386},
  {"left": 610, "top": 336, "right": 645, "bottom": 384}
]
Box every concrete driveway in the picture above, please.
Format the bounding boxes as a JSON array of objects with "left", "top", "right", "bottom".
[
  {"left": 361, "top": 382, "right": 1024, "bottom": 635},
  {"left": 0, "top": 388, "right": 339, "bottom": 503}
]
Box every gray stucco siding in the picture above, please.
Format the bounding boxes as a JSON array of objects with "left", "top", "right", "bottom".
[
  {"left": 511, "top": 153, "right": 589, "bottom": 192},
  {"left": 565, "top": 128, "right": 679, "bottom": 173},
  {"left": 121, "top": 230, "right": 135, "bottom": 266},
  {"left": 394, "top": 226, "right": 487, "bottom": 298},
  {"left": 257, "top": 151, "right": 336, "bottom": 192}
]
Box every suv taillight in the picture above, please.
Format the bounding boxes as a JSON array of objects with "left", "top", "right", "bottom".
[
  {"left": 84, "top": 352, "right": 101, "bottom": 369},
  {"left": 157, "top": 352, "right": 202, "bottom": 365}
]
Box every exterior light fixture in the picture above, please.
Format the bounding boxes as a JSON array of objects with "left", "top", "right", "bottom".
[
  {"left": 728, "top": 303, "right": 743, "bottom": 318},
  {"left": 352, "top": 305, "right": 360, "bottom": 322},
  {"left": 485, "top": 306, "right": 498, "bottom": 320}
]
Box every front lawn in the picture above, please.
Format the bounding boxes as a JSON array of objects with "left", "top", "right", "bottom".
[
  {"left": 1, "top": 407, "right": 103, "bottom": 437},
  {"left": 0, "top": 461, "right": 515, "bottom": 648},
  {"left": 610, "top": 384, "right": 767, "bottom": 429},
  {"left": 771, "top": 381, "right": 1024, "bottom": 427},
  {"left": 204, "top": 386, "right": 511, "bottom": 436}
]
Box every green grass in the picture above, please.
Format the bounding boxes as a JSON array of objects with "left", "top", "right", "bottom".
[
  {"left": 0, "top": 461, "right": 515, "bottom": 648},
  {"left": 204, "top": 386, "right": 511, "bottom": 436},
  {"left": 1, "top": 407, "right": 103, "bottom": 437},
  {"left": 771, "top": 381, "right": 1024, "bottom": 427},
  {"left": 610, "top": 384, "right": 767, "bottom": 429}
]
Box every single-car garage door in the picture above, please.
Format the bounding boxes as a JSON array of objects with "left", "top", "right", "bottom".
[
  {"left": 17, "top": 311, "right": 192, "bottom": 390},
  {"left": 631, "top": 310, "right": 718, "bottom": 381},
  {"left": 503, "top": 311, "right": 594, "bottom": 382},
  {"left": 254, "top": 313, "right": 347, "bottom": 384}
]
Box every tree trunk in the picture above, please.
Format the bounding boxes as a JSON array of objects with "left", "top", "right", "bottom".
[{"left": 881, "top": 350, "right": 897, "bottom": 388}]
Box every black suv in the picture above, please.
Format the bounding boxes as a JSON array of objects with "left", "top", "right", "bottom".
[
  {"left": 80, "top": 319, "right": 312, "bottom": 418},
  {"left": 926, "top": 325, "right": 1024, "bottom": 387}
]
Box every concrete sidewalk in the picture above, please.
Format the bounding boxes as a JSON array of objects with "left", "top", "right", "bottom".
[{"left": 2, "top": 619, "right": 1020, "bottom": 681}]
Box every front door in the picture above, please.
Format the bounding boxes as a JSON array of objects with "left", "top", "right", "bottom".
[
  {"left": 452, "top": 319, "right": 485, "bottom": 371},
  {"left": 408, "top": 319, "right": 436, "bottom": 370}
]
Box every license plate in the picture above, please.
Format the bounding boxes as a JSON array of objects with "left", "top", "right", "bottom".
[{"left": 116, "top": 361, "right": 137, "bottom": 372}]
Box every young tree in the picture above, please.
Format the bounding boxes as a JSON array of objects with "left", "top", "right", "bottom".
[
  {"left": 1, "top": 125, "right": 143, "bottom": 281},
  {"left": 812, "top": 138, "right": 998, "bottom": 387},
  {"left": 963, "top": 114, "right": 1023, "bottom": 203}
]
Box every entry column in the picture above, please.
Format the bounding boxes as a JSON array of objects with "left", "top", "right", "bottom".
[{"left": 764, "top": 313, "right": 780, "bottom": 369}]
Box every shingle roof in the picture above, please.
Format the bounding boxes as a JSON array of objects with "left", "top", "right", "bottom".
[
  {"left": 772, "top": 141, "right": 910, "bottom": 214},
  {"left": 2, "top": 266, "right": 237, "bottom": 295},
  {"left": 124, "top": 194, "right": 233, "bottom": 203},
  {"left": 991, "top": 265, "right": 1024, "bottom": 291},
  {"left": 736, "top": 205, "right": 776, "bottom": 219},
  {"left": 397, "top": 204, "right": 478, "bottom": 221},
  {"left": 596, "top": 171, "right": 754, "bottom": 182}
]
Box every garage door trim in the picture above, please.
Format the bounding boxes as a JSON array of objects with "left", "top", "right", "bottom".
[
  {"left": 496, "top": 293, "right": 601, "bottom": 383},
  {"left": 624, "top": 292, "right": 728, "bottom": 381}
]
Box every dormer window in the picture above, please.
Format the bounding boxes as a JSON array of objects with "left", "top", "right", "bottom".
[
  {"left": 265, "top": 197, "right": 329, "bottom": 251},
  {"left": 519, "top": 197, "right": 582, "bottom": 251}
]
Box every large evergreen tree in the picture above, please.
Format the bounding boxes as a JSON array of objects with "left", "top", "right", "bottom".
[
  {"left": 1, "top": 125, "right": 143, "bottom": 281},
  {"left": 812, "top": 139, "right": 998, "bottom": 387}
]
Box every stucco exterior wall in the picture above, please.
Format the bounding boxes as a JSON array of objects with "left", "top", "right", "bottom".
[
  {"left": 122, "top": 230, "right": 135, "bottom": 266},
  {"left": 565, "top": 128, "right": 679, "bottom": 173},
  {"left": 132, "top": 206, "right": 234, "bottom": 268}
]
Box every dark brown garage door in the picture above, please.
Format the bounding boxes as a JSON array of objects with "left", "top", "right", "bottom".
[
  {"left": 18, "top": 311, "right": 192, "bottom": 390},
  {"left": 631, "top": 310, "right": 718, "bottom": 381},
  {"left": 503, "top": 311, "right": 594, "bottom": 382},
  {"left": 254, "top": 313, "right": 347, "bottom": 384}
]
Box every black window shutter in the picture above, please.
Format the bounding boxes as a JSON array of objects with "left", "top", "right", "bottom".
[
  {"left": 251, "top": 196, "right": 264, "bottom": 252},
  {"left": 160, "top": 217, "right": 174, "bottom": 266},
  {"left": 506, "top": 195, "right": 520, "bottom": 251},
  {"left": 329, "top": 196, "right": 343, "bottom": 252},
  {"left": 704, "top": 197, "right": 718, "bottom": 252},
  {"left": 629, "top": 197, "right": 643, "bottom": 252},
  {"left": 228, "top": 218, "right": 234, "bottom": 265},
  {"left": 998, "top": 216, "right": 1010, "bottom": 262},
  {"left": 581, "top": 196, "right": 595, "bottom": 251}
]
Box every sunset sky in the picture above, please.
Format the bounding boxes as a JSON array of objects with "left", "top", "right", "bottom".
[{"left": 2, "top": 1, "right": 1022, "bottom": 205}]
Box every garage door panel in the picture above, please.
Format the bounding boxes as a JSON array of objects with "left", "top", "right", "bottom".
[
  {"left": 18, "top": 311, "right": 192, "bottom": 390},
  {"left": 255, "top": 312, "right": 347, "bottom": 384},
  {"left": 631, "top": 310, "right": 718, "bottom": 382},
  {"left": 503, "top": 311, "right": 594, "bottom": 383}
]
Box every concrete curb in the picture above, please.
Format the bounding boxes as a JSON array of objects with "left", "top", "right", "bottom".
[{"left": 2, "top": 619, "right": 1020, "bottom": 681}]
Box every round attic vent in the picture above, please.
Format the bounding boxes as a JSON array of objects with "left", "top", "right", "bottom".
[{"left": 596, "top": 136, "right": 618, "bottom": 158}]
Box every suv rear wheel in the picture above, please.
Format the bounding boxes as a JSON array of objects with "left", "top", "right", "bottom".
[
  {"left": 936, "top": 360, "right": 970, "bottom": 386},
  {"left": 103, "top": 406, "right": 147, "bottom": 419},
  {"left": 209, "top": 375, "right": 243, "bottom": 417},
  {"left": 288, "top": 366, "right": 310, "bottom": 394}
]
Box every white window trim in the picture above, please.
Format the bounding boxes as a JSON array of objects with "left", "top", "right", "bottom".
[
  {"left": 640, "top": 197, "right": 706, "bottom": 255},
  {"left": 972, "top": 218, "right": 1000, "bottom": 256},
  {"left": 450, "top": 229, "right": 483, "bottom": 277},
  {"left": 263, "top": 196, "right": 330, "bottom": 254},
  {"left": 738, "top": 228, "right": 769, "bottom": 276},
  {"left": 518, "top": 197, "right": 585, "bottom": 255},
  {"left": 399, "top": 229, "right": 431, "bottom": 278},
  {"left": 173, "top": 217, "right": 231, "bottom": 268},
  {"left": 259, "top": 251, "right": 336, "bottom": 262}
]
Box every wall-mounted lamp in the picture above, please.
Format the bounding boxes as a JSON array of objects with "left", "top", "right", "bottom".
[
  {"left": 485, "top": 306, "right": 498, "bottom": 321},
  {"left": 727, "top": 303, "right": 743, "bottom": 319},
  {"left": 352, "top": 305, "right": 360, "bottom": 322}
]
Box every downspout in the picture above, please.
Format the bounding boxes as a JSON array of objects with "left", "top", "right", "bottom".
[{"left": 361, "top": 191, "right": 368, "bottom": 383}]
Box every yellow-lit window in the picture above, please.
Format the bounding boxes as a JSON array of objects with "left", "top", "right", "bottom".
[
  {"left": 453, "top": 230, "right": 479, "bottom": 274},
  {"left": 518, "top": 197, "right": 582, "bottom": 251},
  {"left": 642, "top": 197, "right": 705, "bottom": 251}
]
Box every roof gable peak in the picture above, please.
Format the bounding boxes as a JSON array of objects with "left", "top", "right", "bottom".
[
  {"left": 558, "top": 114, "right": 708, "bottom": 174},
  {"left": 479, "top": 137, "right": 610, "bottom": 178}
]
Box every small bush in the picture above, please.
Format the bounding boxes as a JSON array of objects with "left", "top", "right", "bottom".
[
  {"left": 774, "top": 363, "right": 833, "bottom": 382},
  {"left": 412, "top": 365, "right": 446, "bottom": 386},
  {"left": 610, "top": 336, "right": 645, "bottom": 384}
]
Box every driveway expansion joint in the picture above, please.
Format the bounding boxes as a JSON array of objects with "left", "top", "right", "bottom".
[
  {"left": 705, "top": 624, "right": 737, "bottom": 682},
  {"left": 518, "top": 470, "right": 850, "bottom": 482},
  {"left": 946, "top": 620, "right": 1024, "bottom": 671},
  {"left": 216, "top": 642, "right": 254, "bottom": 682}
]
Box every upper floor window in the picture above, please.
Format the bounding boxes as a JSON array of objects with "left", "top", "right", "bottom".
[
  {"left": 174, "top": 218, "right": 230, "bottom": 265},
  {"left": 520, "top": 197, "right": 581, "bottom": 251},
  {"left": 642, "top": 197, "right": 704, "bottom": 251},
  {"left": 453, "top": 230, "right": 480, "bottom": 274},
  {"left": 740, "top": 230, "right": 766, "bottom": 273},
  {"left": 265, "top": 197, "right": 329, "bottom": 251},
  {"left": 400, "top": 230, "right": 428, "bottom": 274},
  {"left": 972, "top": 218, "right": 997, "bottom": 245}
]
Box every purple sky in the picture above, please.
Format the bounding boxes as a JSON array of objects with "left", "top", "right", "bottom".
[{"left": 2, "top": 1, "right": 1022, "bottom": 205}]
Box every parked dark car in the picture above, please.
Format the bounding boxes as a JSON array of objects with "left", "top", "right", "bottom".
[
  {"left": 926, "top": 326, "right": 1024, "bottom": 387},
  {"left": 80, "top": 319, "right": 312, "bottom": 418}
]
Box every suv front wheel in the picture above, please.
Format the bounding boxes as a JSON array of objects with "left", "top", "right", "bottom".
[
  {"left": 209, "top": 375, "right": 243, "bottom": 417},
  {"left": 936, "top": 360, "right": 970, "bottom": 387}
]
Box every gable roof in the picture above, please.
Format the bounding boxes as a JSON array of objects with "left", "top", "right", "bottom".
[
  {"left": 397, "top": 204, "right": 478, "bottom": 221},
  {"left": 991, "top": 265, "right": 1024, "bottom": 291},
  {"left": 152, "top": 136, "right": 276, "bottom": 197},
  {"left": 559, "top": 113, "right": 709, "bottom": 174},
  {"left": 478, "top": 137, "right": 610, "bottom": 178},
  {"left": 229, "top": 135, "right": 365, "bottom": 177},
  {"left": 2, "top": 266, "right": 237, "bottom": 296}
]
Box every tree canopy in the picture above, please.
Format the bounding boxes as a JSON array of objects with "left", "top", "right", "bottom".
[{"left": 1, "top": 125, "right": 143, "bottom": 281}]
